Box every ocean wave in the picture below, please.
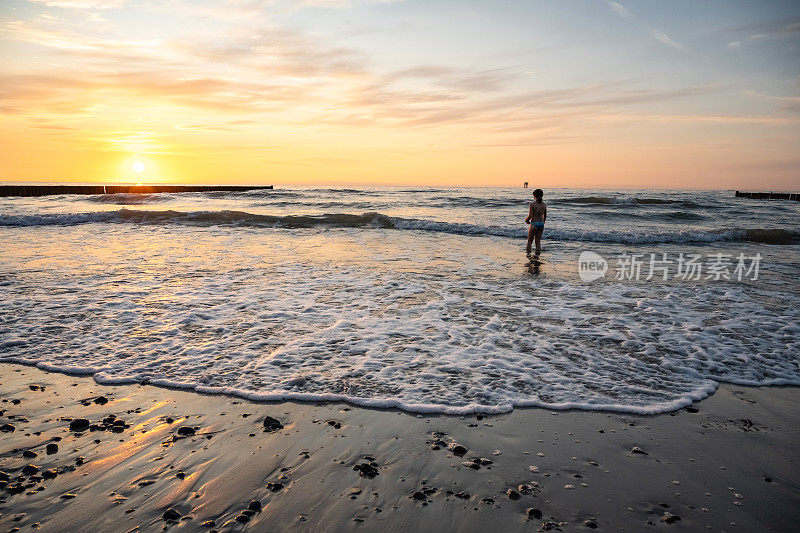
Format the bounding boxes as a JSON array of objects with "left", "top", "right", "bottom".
[
  {"left": 553, "top": 196, "right": 703, "bottom": 207},
  {"left": 83, "top": 193, "right": 168, "bottom": 205},
  {"left": 428, "top": 195, "right": 526, "bottom": 208},
  {"left": 2, "top": 209, "right": 798, "bottom": 244}
]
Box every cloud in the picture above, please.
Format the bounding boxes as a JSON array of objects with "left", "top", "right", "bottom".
[
  {"left": 726, "top": 14, "right": 800, "bottom": 49},
  {"left": 605, "top": 1, "right": 686, "bottom": 51},
  {"left": 26, "top": 0, "right": 127, "bottom": 8},
  {"left": 651, "top": 29, "right": 684, "bottom": 50},
  {"left": 606, "top": 1, "right": 630, "bottom": 18}
]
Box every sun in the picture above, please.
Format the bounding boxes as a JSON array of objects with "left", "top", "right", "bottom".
[{"left": 132, "top": 161, "right": 145, "bottom": 173}]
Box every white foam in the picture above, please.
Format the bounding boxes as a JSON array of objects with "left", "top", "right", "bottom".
[{"left": 1, "top": 225, "right": 798, "bottom": 415}]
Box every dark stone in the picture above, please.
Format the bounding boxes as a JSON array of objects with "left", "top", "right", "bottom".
[
  {"left": 412, "top": 491, "right": 427, "bottom": 500},
  {"left": 69, "top": 418, "right": 90, "bottom": 432},
  {"left": 177, "top": 426, "right": 196, "bottom": 437},
  {"left": 235, "top": 514, "right": 250, "bottom": 524},
  {"left": 661, "top": 512, "right": 681, "bottom": 524},
  {"left": 506, "top": 489, "right": 521, "bottom": 500},
  {"left": 112, "top": 420, "right": 125, "bottom": 426},
  {"left": 764, "top": 476, "right": 772, "bottom": 482},
  {"left": 454, "top": 491, "right": 470, "bottom": 499},
  {"left": 61, "top": 493, "right": 76, "bottom": 499},
  {"left": 163, "top": 508, "right": 181, "bottom": 521},
  {"left": 46, "top": 443, "right": 58, "bottom": 455},
  {"left": 267, "top": 482, "right": 284, "bottom": 491},
  {"left": 22, "top": 450, "right": 37, "bottom": 459},
  {"left": 527, "top": 508, "right": 543, "bottom": 519},
  {"left": 686, "top": 407, "right": 699, "bottom": 413},
  {"left": 481, "top": 498, "right": 495, "bottom": 504},
  {"left": 111, "top": 426, "right": 124, "bottom": 433},
  {"left": 41, "top": 469, "right": 58, "bottom": 479},
  {"left": 448, "top": 443, "right": 468, "bottom": 456},
  {"left": 21, "top": 464, "right": 38, "bottom": 476},
  {"left": 165, "top": 417, "right": 174, "bottom": 424},
  {"left": 94, "top": 396, "right": 108, "bottom": 405},
  {"left": 353, "top": 463, "right": 379, "bottom": 478},
  {"left": 518, "top": 484, "right": 536, "bottom": 495},
  {"left": 583, "top": 519, "right": 598, "bottom": 528},
  {"left": 248, "top": 500, "right": 262, "bottom": 512},
  {"left": 0, "top": 471, "right": 9, "bottom": 482},
  {"left": 200, "top": 520, "right": 216, "bottom": 527},
  {"left": 75, "top": 457, "right": 84, "bottom": 466},
  {"left": 263, "top": 416, "right": 284, "bottom": 431},
  {"left": 0, "top": 424, "right": 15, "bottom": 432}
]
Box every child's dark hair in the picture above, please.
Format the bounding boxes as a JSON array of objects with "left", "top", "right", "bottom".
[{"left": 533, "top": 188, "right": 544, "bottom": 203}]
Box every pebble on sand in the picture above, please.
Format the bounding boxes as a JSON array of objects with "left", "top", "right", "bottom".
[
  {"left": 69, "top": 418, "right": 90, "bottom": 432},
  {"left": 263, "top": 416, "right": 284, "bottom": 431},
  {"left": 353, "top": 463, "right": 379, "bottom": 479},
  {"left": 527, "top": 508, "right": 543, "bottom": 519},
  {"left": 661, "top": 512, "right": 681, "bottom": 524},
  {"left": 46, "top": 443, "right": 58, "bottom": 454},
  {"left": 447, "top": 443, "right": 468, "bottom": 456},
  {"left": 248, "top": 500, "right": 262, "bottom": 512},
  {"left": 630, "top": 446, "right": 648, "bottom": 455},
  {"left": 177, "top": 426, "right": 196, "bottom": 436},
  {"left": 163, "top": 508, "right": 182, "bottom": 521}
]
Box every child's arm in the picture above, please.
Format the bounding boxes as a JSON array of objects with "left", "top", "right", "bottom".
[
  {"left": 525, "top": 203, "right": 533, "bottom": 224},
  {"left": 543, "top": 203, "right": 547, "bottom": 224}
]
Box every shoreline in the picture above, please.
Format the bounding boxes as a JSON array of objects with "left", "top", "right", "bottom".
[
  {"left": 0, "top": 359, "right": 722, "bottom": 416},
  {"left": 3, "top": 360, "right": 796, "bottom": 417},
  {"left": 1, "top": 364, "right": 799, "bottom": 532}
]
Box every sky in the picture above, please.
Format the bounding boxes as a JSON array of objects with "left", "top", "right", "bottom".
[{"left": 1, "top": 0, "right": 798, "bottom": 189}]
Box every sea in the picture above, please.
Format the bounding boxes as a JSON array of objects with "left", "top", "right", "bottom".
[{"left": 1, "top": 186, "right": 798, "bottom": 414}]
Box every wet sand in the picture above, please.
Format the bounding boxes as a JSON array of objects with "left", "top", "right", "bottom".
[{"left": 0, "top": 363, "right": 798, "bottom": 532}]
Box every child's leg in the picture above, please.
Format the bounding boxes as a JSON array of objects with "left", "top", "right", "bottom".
[
  {"left": 526, "top": 225, "right": 534, "bottom": 254},
  {"left": 534, "top": 228, "right": 542, "bottom": 253}
]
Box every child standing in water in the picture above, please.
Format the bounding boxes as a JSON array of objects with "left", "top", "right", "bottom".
[{"left": 525, "top": 188, "right": 547, "bottom": 255}]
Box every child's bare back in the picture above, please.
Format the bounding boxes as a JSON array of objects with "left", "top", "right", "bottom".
[{"left": 525, "top": 189, "right": 547, "bottom": 255}]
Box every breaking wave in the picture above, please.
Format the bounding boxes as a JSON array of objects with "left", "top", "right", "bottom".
[{"left": 2, "top": 209, "right": 798, "bottom": 244}]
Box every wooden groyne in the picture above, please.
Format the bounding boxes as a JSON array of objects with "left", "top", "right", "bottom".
[
  {"left": 735, "top": 191, "right": 799, "bottom": 201},
  {"left": 0, "top": 185, "right": 273, "bottom": 197}
]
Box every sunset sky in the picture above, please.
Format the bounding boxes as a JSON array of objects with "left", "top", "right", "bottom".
[{"left": 1, "top": 0, "right": 798, "bottom": 188}]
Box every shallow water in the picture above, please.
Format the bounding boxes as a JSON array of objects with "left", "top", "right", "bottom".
[{"left": 1, "top": 187, "right": 799, "bottom": 413}]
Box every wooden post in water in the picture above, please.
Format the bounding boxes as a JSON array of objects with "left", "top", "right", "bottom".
[
  {"left": 735, "top": 191, "right": 800, "bottom": 201},
  {"left": 0, "top": 185, "right": 274, "bottom": 197}
]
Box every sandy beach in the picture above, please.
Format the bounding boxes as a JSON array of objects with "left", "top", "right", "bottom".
[{"left": 0, "top": 363, "right": 797, "bottom": 532}]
